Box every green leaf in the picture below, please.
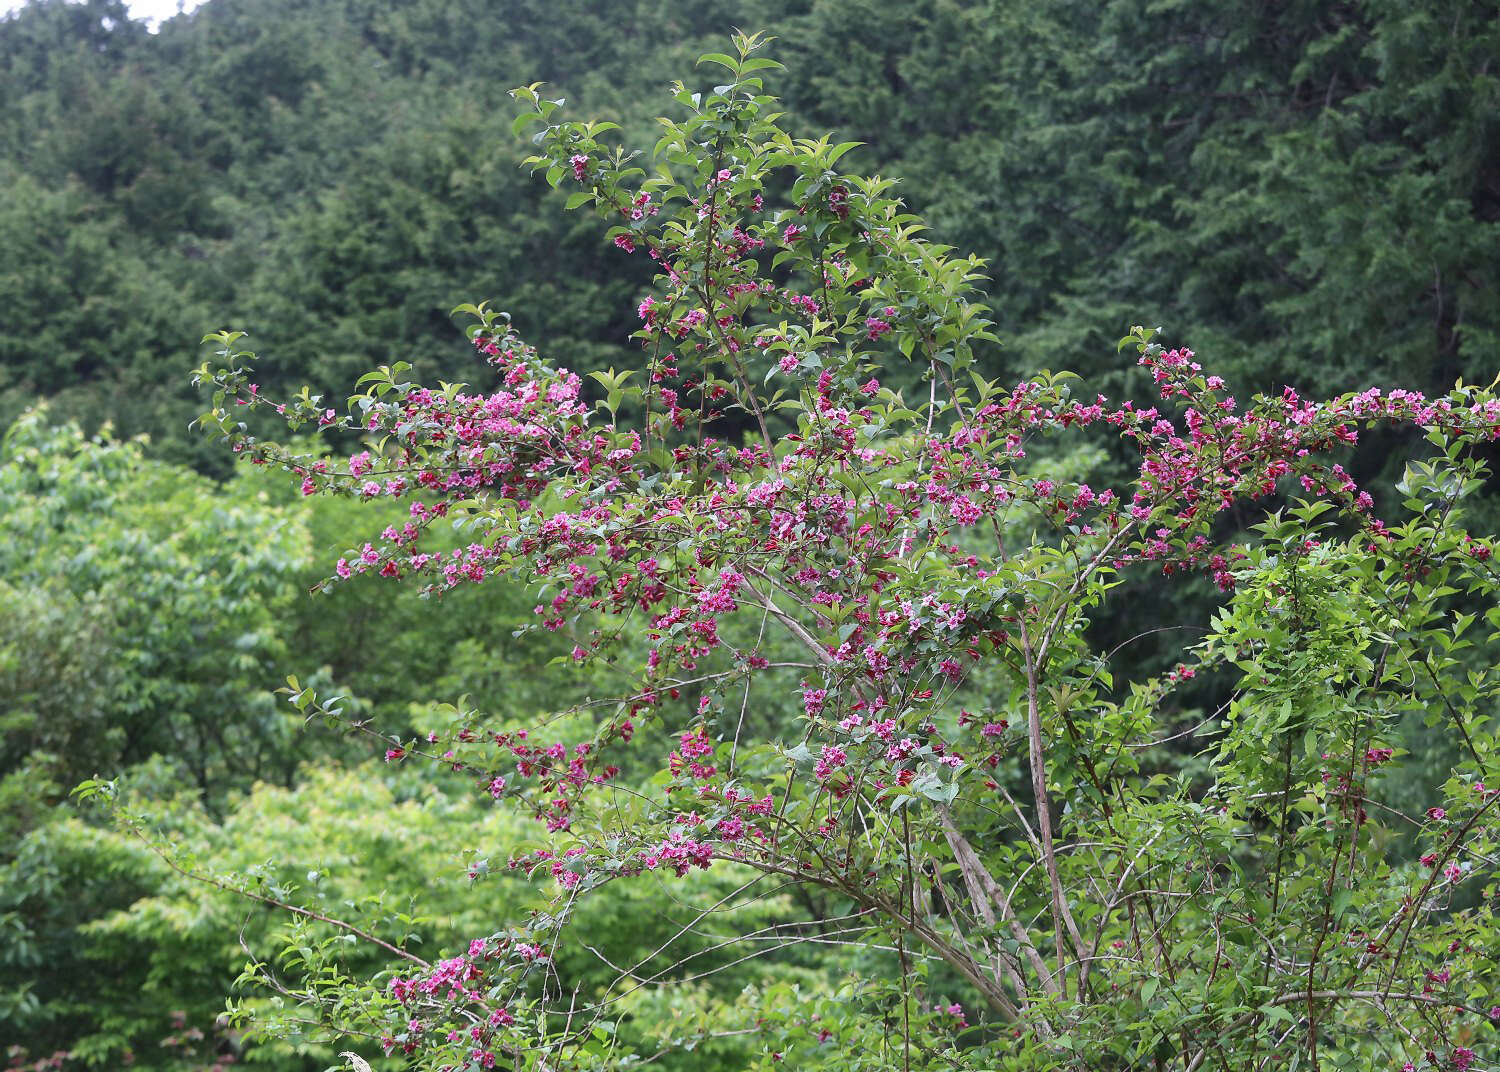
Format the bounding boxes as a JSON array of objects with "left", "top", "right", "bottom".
[{"left": 697, "top": 53, "right": 739, "bottom": 72}]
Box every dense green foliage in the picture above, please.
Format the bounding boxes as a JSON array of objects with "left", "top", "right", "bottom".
[
  {"left": 0, "top": 414, "right": 610, "bottom": 1065},
  {"left": 2, "top": 0, "right": 1496, "bottom": 459},
  {"left": 2, "top": 0, "right": 1498, "bottom": 1068}
]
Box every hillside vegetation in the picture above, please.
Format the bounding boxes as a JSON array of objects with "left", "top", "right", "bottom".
[{"left": 1, "top": 0, "right": 1498, "bottom": 1068}]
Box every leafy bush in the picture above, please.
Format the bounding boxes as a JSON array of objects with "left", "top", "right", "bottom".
[{"left": 155, "top": 32, "right": 1500, "bottom": 1072}]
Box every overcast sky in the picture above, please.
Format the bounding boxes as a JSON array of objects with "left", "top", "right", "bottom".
[{"left": 1, "top": 0, "right": 207, "bottom": 30}]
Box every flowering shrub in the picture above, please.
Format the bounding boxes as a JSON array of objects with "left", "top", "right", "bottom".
[{"left": 182, "top": 34, "right": 1500, "bottom": 1071}]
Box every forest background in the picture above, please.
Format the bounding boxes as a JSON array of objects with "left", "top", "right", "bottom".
[{"left": 1, "top": 0, "right": 1497, "bottom": 1068}]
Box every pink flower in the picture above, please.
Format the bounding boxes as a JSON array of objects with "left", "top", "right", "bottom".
[
  {"left": 886, "top": 738, "right": 916, "bottom": 762},
  {"left": 814, "top": 745, "right": 847, "bottom": 781},
  {"left": 569, "top": 154, "right": 589, "bottom": 181},
  {"left": 716, "top": 817, "right": 745, "bottom": 840},
  {"left": 948, "top": 495, "right": 982, "bottom": 526}
]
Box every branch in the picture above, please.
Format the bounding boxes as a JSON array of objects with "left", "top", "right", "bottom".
[
  {"left": 937, "top": 805, "right": 1056, "bottom": 999},
  {"left": 129, "top": 824, "right": 430, "bottom": 969}
]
